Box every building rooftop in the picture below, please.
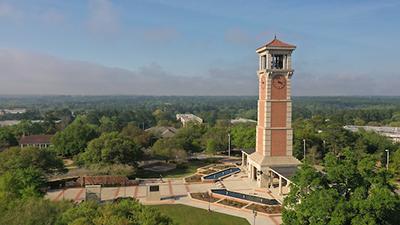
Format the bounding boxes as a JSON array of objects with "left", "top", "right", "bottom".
[
  {"left": 248, "top": 152, "right": 301, "bottom": 167},
  {"left": 241, "top": 148, "right": 256, "bottom": 154},
  {"left": 145, "top": 126, "right": 177, "bottom": 138},
  {"left": 19, "top": 135, "right": 53, "bottom": 145},
  {"left": 257, "top": 37, "right": 296, "bottom": 51},
  {"left": 270, "top": 166, "right": 299, "bottom": 180}
]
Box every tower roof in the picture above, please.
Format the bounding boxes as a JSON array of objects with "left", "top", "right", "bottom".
[{"left": 257, "top": 37, "right": 296, "bottom": 52}]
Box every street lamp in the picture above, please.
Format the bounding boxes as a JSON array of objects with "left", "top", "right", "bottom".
[
  {"left": 303, "top": 139, "right": 306, "bottom": 161},
  {"left": 252, "top": 208, "right": 257, "bottom": 225},
  {"left": 208, "top": 194, "right": 211, "bottom": 212},
  {"left": 385, "top": 149, "right": 390, "bottom": 170},
  {"left": 228, "top": 133, "right": 231, "bottom": 157},
  {"left": 124, "top": 181, "right": 127, "bottom": 198}
]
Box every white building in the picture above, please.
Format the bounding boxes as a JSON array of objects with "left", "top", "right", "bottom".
[
  {"left": 344, "top": 125, "right": 400, "bottom": 143},
  {"left": 0, "top": 120, "right": 21, "bottom": 127},
  {"left": 176, "top": 114, "right": 203, "bottom": 127},
  {"left": 1, "top": 108, "right": 27, "bottom": 114},
  {"left": 230, "top": 118, "right": 257, "bottom": 124}
]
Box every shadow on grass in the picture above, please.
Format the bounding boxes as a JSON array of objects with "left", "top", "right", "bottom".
[{"left": 135, "top": 158, "right": 219, "bottom": 179}]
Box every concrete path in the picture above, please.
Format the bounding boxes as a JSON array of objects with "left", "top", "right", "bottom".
[
  {"left": 176, "top": 196, "right": 280, "bottom": 225},
  {"left": 46, "top": 174, "right": 282, "bottom": 225}
]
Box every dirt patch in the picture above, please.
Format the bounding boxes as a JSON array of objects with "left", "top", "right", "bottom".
[
  {"left": 198, "top": 169, "right": 217, "bottom": 175},
  {"left": 63, "top": 159, "right": 74, "bottom": 166},
  {"left": 142, "top": 162, "right": 176, "bottom": 172},
  {"left": 185, "top": 174, "right": 203, "bottom": 183},
  {"left": 213, "top": 165, "right": 234, "bottom": 170},
  {"left": 246, "top": 203, "right": 282, "bottom": 214},
  {"left": 218, "top": 199, "right": 247, "bottom": 208},
  {"left": 190, "top": 192, "right": 220, "bottom": 203}
]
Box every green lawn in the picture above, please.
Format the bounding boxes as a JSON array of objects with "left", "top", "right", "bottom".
[{"left": 150, "top": 204, "right": 250, "bottom": 225}]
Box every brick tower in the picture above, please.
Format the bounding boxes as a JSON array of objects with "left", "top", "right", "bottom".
[{"left": 245, "top": 37, "right": 300, "bottom": 188}]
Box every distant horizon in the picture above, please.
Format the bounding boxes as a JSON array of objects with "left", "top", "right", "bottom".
[
  {"left": 1, "top": 1, "right": 399, "bottom": 95},
  {"left": 1, "top": 94, "right": 400, "bottom": 98}
]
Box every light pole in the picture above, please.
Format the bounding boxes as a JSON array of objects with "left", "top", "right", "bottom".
[
  {"left": 303, "top": 139, "right": 306, "bottom": 161},
  {"left": 208, "top": 194, "right": 211, "bottom": 212},
  {"left": 252, "top": 209, "right": 257, "bottom": 225},
  {"left": 385, "top": 149, "right": 390, "bottom": 170},
  {"left": 124, "top": 181, "right": 126, "bottom": 198},
  {"left": 228, "top": 133, "right": 231, "bottom": 157}
]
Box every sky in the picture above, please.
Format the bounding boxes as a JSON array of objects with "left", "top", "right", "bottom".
[{"left": 0, "top": 0, "right": 399, "bottom": 96}]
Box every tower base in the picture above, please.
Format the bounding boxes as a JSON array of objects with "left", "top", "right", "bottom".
[{"left": 244, "top": 152, "right": 300, "bottom": 188}]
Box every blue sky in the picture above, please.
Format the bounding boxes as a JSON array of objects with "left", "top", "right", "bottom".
[{"left": 0, "top": 0, "right": 399, "bottom": 95}]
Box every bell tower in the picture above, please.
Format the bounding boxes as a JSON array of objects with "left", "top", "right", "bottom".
[
  {"left": 246, "top": 37, "right": 300, "bottom": 188},
  {"left": 256, "top": 37, "right": 295, "bottom": 157}
]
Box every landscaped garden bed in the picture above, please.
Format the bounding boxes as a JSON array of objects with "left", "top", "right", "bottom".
[
  {"left": 246, "top": 203, "right": 282, "bottom": 214},
  {"left": 217, "top": 199, "right": 247, "bottom": 208},
  {"left": 212, "top": 164, "right": 234, "bottom": 170},
  {"left": 190, "top": 192, "right": 220, "bottom": 203},
  {"left": 198, "top": 169, "right": 218, "bottom": 175},
  {"left": 184, "top": 174, "right": 203, "bottom": 183}
]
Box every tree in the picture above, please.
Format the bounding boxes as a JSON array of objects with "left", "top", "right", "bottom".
[
  {"left": 0, "top": 147, "right": 65, "bottom": 175},
  {"left": 58, "top": 199, "right": 173, "bottom": 225},
  {"left": 390, "top": 149, "right": 400, "bottom": 178},
  {"left": 0, "top": 197, "right": 70, "bottom": 225},
  {"left": 52, "top": 116, "right": 99, "bottom": 157},
  {"left": 231, "top": 124, "right": 256, "bottom": 149},
  {"left": 120, "top": 123, "right": 156, "bottom": 148},
  {"left": 0, "top": 128, "right": 17, "bottom": 149},
  {"left": 99, "top": 116, "right": 121, "bottom": 133},
  {"left": 283, "top": 149, "right": 400, "bottom": 225},
  {"left": 151, "top": 138, "right": 187, "bottom": 161},
  {"left": 173, "top": 124, "right": 206, "bottom": 152},
  {"left": 152, "top": 109, "right": 175, "bottom": 126},
  {"left": 202, "top": 125, "right": 229, "bottom": 153},
  {"left": 12, "top": 120, "right": 45, "bottom": 136},
  {"left": 206, "top": 139, "right": 217, "bottom": 154},
  {"left": 0, "top": 168, "right": 45, "bottom": 199},
  {"left": 79, "top": 132, "right": 142, "bottom": 166}
]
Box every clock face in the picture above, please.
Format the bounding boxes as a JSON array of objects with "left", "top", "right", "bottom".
[{"left": 272, "top": 75, "right": 286, "bottom": 89}]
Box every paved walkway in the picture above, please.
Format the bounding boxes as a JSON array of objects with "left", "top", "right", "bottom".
[{"left": 46, "top": 172, "right": 282, "bottom": 225}]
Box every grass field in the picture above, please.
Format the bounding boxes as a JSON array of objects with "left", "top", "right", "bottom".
[{"left": 150, "top": 204, "right": 250, "bottom": 225}]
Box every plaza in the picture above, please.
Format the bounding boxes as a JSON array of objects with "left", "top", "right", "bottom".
[{"left": 46, "top": 169, "right": 283, "bottom": 225}]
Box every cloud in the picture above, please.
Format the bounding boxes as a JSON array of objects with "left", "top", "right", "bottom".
[
  {"left": 0, "top": 49, "right": 398, "bottom": 96},
  {"left": 0, "top": 49, "right": 257, "bottom": 96},
  {"left": 291, "top": 72, "right": 400, "bottom": 96},
  {"left": 86, "top": 0, "right": 120, "bottom": 34}
]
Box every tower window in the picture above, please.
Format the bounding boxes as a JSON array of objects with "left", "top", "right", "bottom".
[
  {"left": 261, "top": 55, "right": 266, "bottom": 69},
  {"left": 271, "top": 54, "right": 284, "bottom": 69}
]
